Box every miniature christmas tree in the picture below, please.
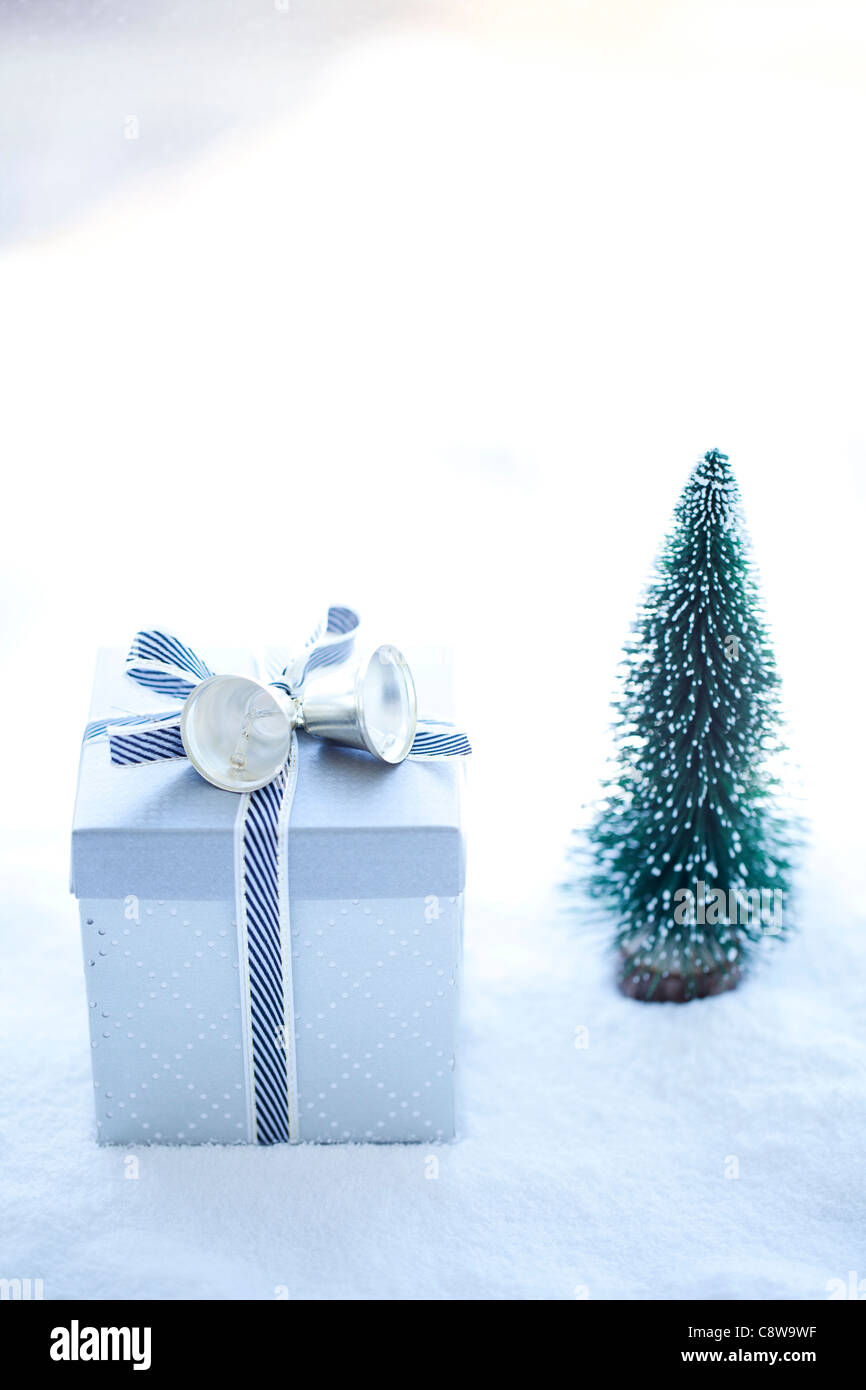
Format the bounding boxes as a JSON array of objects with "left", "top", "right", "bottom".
[{"left": 588, "top": 449, "right": 793, "bottom": 1001}]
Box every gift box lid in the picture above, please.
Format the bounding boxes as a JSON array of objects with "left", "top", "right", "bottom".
[{"left": 71, "top": 647, "right": 466, "bottom": 902}]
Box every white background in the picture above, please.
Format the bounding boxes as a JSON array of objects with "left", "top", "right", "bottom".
[{"left": 1, "top": 1, "right": 864, "bottom": 1299}]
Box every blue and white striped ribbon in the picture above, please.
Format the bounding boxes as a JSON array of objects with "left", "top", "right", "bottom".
[
  {"left": 235, "top": 753, "right": 298, "bottom": 1145},
  {"left": 85, "top": 607, "right": 469, "bottom": 1143},
  {"left": 83, "top": 711, "right": 184, "bottom": 743},
  {"left": 280, "top": 604, "right": 361, "bottom": 695},
  {"left": 410, "top": 720, "right": 473, "bottom": 759},
  {"left": 126, "top": 629, "right": 214, "bottom": 698},
  {"left": 108, "top": 722, "right": 187, "bottom": 765}
]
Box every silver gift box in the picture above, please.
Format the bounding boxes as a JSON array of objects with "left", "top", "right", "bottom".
[{"left": 71, "top": 648, "right": 465, "bottom": 1145}]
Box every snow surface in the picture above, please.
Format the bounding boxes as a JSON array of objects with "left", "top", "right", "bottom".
[
  {"left": 1, "top": 2, "right": 865, "bottom": 1300},
  {"left": 1, "top": 827, "right": 864, "bottom": 1300}
]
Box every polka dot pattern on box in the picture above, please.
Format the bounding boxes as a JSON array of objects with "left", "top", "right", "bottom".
[
  {"left": 78, "top": 892, "right": 463, "bottom": 1145},
  {"left": 291, "top": 893, "right": 462, "bottom": 1143},
  {"left": 80, "top": 898, "right": 249, "bottom": 1145}
]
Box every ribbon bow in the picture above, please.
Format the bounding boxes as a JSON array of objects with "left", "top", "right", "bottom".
[{"left": 85, "top": 605, "right": 471, "bottom": 768}]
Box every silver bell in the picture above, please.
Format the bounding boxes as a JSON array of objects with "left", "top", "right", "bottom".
[
  {"left": 180, "top": 674, "right": 296, "bottom": 793},
  {"left": 179, "top": 645, "right": 417, "bottom": 792},
  {"left": 299, "top": 644, "right": 417, "bottom": 765}
]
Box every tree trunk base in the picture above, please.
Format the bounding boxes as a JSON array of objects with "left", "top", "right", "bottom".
[{"left": 617, "top": 952, "right": 743, "bottom": 1002}]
